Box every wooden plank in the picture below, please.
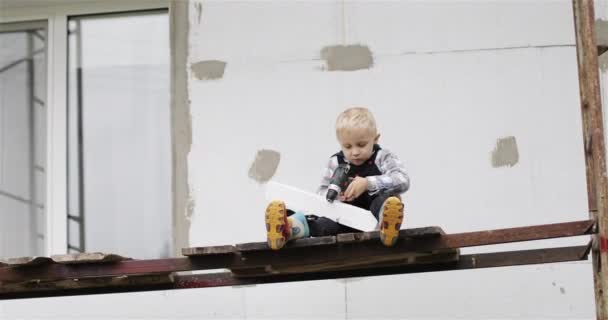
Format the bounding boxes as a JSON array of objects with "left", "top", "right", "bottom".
[
  {"left": 51, "top": 253, "right": 130, "bottom": 264},
  {"left": 227, "top": 267, "right": 271, "bottom": 278},
  {"left": 0, "top": 245, "right": 590, "bottom": 300},
  {"left": 229, "top": 220, "right": 593, "bottom": 278},
  {"left": 197, "top": 245, "right": 590, "bottom": 287},
  {"left": 235, "top": 227, "right": 442, "bottom": 252},
  {"left": 573, "top": 1, "right": 608, "bottom": 318},
  {"left": 182, "top": 245, "right": 237, "bottom": 257},
  {"left": 337, "top": 226, "right": 443, "bottom": 244},
  {"left": 437, "top": 219, "right": 594, "bottom": 249},
  {"left": 0, "top": 257, "right": 219, "bottom": 284},
  {"left": 0, "top": 273, "right": 174, "bottom": 298},
  {"left": 231, "top": 248, "right": 459, "bottom": 277},
  {"left": 0, "top": 220, "right": 594, "bottom": 284},
  {"left": 0, "top": 256, "right": 53, "bottom": 267},
  {"left": 233, "top": 228, "right": 450, "bottom": 275},
  {"left": 236, "top": 235, "right": 336, "bottom": 252}
]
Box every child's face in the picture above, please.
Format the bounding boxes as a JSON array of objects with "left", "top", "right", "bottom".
[{"left": 337, "top": 128, "right": 380, "bottom": 166}]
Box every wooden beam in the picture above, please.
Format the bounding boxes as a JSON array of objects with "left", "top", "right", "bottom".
[
  {"left": 572, "top": 1, "right": 608, "bottom": 318},
  {"left": 0, "top": 245, "right": 589, "bottom": 300},
  {"left": 227, "top": 220, "right": 592, "bottom": 277},
  {"left": 176, "top": 244, "right": 591, "bottom": 287},
  {"left": 0, "top": 274, "right": 174, "bottom": 299},
  {"left": 0, "top": 220, "right": 594, "bottom": 284}
]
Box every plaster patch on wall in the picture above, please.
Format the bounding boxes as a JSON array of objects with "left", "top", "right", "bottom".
[
  {"left": 597, "top": 20, "right": 608, "bottom": 70},
  {"left": 320, "top": 44, "right": 374, "bottom": 71},
  {"left": 191, "top": 60, "right": 227, "bottom": 80},
  {"left": 491, "top": 136, "right": 519, "bottom": 168},
  {"left": 248, "top": 149, "right": 281, "bottom": 183}
]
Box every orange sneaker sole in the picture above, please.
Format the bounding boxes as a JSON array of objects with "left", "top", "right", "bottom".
[
  {"left": 380, "top": 196, "right": 404, "bottom": 247},
  {"left": 265, "top": 200, "right": 289, "bottom": 250}
]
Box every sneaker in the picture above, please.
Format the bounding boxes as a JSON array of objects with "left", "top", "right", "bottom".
[
  {"left": 265, "top": 200, "right": 290, "bottom": 250},
  {"left": 379, "top": 196, "right": 404, "bottom": 247}
]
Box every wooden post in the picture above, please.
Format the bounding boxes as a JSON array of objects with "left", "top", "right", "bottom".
[{"left": 572, "top": 0, "right": 608, "bottom": 318}]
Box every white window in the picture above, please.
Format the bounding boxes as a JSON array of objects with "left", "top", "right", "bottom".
[
  {"left": 66, "top": 11, "right": 172, "bottom": 258},
  {"left": 0, "top": 1, "right": 174, "bottom": 259},
  {"left": 0, "top": 21, "right": 47, "bottom": 258}
]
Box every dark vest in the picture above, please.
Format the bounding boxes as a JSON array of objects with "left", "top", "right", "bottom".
[{"left": 334, "top": 144, "right": 382, "bottom": 210}]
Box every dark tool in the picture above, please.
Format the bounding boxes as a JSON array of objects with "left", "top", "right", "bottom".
[{"left": 326, "top": 163, "right": 350, "bottom": 202}]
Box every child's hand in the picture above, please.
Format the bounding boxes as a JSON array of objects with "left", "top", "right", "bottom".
[{"left": 342, "top": 177, "right": 368, "bottom": 202}]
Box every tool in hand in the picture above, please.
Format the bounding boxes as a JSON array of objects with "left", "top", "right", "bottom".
[{"left": 326, "top": 163, "right": 350, "bottom": 202}]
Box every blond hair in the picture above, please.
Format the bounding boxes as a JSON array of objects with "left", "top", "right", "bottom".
[{"left": 335, "top": 107, "right": 377, "bottom": 136}]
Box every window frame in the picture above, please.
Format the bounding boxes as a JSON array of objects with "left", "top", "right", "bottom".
[{"left": 0, "top": 0, "right": 171, "bottom": 256}]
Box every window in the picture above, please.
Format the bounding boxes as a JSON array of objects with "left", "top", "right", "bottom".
[
  {"left": 0, "top": 2, "right": 177, "bottom": 259},
  {"left": 0, "top": 21, "right": 47, "bottom": 258},
  {"left": 66, "top": 11, "right": 172, "bottom": 258}
]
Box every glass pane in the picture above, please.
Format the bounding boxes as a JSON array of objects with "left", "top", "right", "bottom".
[
  {"left": 67, "top": 11, "right": 171, "bottom": 259},
  {"left": 0, "top": 24, "right": 47, "bottom": 258}
]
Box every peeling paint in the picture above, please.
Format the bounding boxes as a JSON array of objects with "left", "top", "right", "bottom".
[
  {"left": 191, "top": 60, "right": 227, "bottom": 80},
  {"left": 491, "top": 136, "right": 519, "bottom": 168},
  {"left": 320, "top": 44, "right": 373, "bottom": 71},
  {"left": 248, "top": 149, "right": 281, "bottom": 183},
  {"left": 598, "top": 19, "right": 608, "bottom": 71}
]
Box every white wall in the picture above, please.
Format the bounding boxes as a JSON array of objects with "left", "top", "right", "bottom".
[
  {"left": 186, "top": 0, "right": 594, "bottom": 319},
  {"left": 0, "top": 1, "right": 604, "bottom": 319}
]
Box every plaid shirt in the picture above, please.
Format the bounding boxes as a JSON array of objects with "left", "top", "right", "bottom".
[{"left": 317, "top": 147, "right": 410, "bottom": 197}]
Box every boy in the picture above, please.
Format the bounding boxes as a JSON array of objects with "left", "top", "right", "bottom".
[{"left": 266, "top": 107, "right": 410, "bottom": 250}]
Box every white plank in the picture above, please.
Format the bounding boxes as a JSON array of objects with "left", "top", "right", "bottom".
[{"left": 264, "top": 181, "right": 377, "bottom": 232}]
